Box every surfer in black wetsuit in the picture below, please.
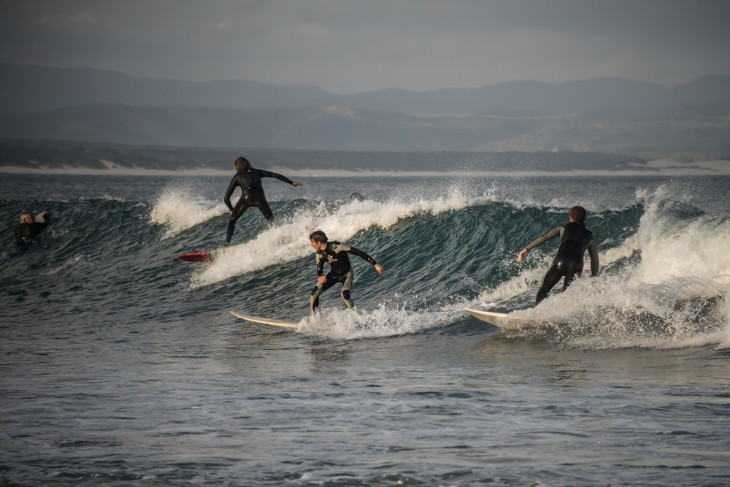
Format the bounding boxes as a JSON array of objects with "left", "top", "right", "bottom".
[
  {"left": 15, "top": 211, "right": 51, "bottom": 248},
  {"left": 223, "top": 156, "right": 302, "bottom": 245},
  {"left": 309, "top": 230, "right": 384, "bottom": 314},
  {"left": 517, "top": 206, "right": 599, "bottom": 304}
]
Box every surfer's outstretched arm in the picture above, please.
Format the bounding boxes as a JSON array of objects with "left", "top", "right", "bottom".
[
  {"left": 259, "top": 170, "right": 303, "bottom": 187},
  {"left": 348, "top": 247, "right": 384, "bottom": 275},
  {"left": 518, "top": 226, "right": 562, "bottom": 262}
]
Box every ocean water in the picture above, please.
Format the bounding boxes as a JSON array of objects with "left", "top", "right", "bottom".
[{"left": 1, "top": 172, "right": 729, "bottom": 486}]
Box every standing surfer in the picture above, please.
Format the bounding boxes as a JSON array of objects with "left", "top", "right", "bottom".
[
  {"left": 308, "top": 230, "right": 384, "bottom": 314},
  {"left": 15, "top": 211, "right": 51, "bottom": 248},
  {"left": 517, "top": 206, "right": 599, "bottom": 304},
  {"left": 223, "top": 156, "right": 302, "bottom": 245}
]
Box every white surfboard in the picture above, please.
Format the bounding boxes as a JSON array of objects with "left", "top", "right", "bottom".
[
  {"left": 464, "top": 308, "right": 536, "bottom": 330},
  {"left": 230, "top": 310, "right": 298, "bottom": 329}
]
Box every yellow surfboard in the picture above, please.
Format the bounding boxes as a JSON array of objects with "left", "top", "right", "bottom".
[{"left": 230, "top": 310, "right": 298, "bottom": 328}]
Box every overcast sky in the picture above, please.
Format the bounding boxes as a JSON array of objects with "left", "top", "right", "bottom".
[{"left": 1, "top": 0, "right": 729, "bottom": 94}]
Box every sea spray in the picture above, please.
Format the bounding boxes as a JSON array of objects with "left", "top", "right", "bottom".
[{"left": 150, "top": 183, "right": 227, "bottom": 237}]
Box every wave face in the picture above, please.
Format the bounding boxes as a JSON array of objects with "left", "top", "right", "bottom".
[{"left": 2, "top": 174, "right": 727, "bottom": 348}]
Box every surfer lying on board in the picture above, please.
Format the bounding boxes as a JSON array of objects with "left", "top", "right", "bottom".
[
  {"left": 309, "top": 230, "right": 385, "bottom": 314},
  {"left": 223, "top": 156, "right": 303, "bottom": 245},
  {"left": 15, "top": 210, "right": 51, "bottom": 248},
  {"left": 517, "top": 206, "right": 599, "bottom": 304}
]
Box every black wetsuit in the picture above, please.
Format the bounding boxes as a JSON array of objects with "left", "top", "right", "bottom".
[
  {"left": 310, "top": 241, "right": 378, "bottom": 313},
  {"left": 223, "top": 168, "right": 295, "bottom": 244},
  {"left": 524, "top": 221, "right": 599, "bottom": 304},
  {"left": 14, "top": 215, "right": 51, "bottom": 248}
]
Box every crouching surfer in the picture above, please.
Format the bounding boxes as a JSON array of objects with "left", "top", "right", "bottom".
[
  {"left": 517, "top": 205, "right": 599, "bottom": 304},
  {"left": 308, "top": 230, "right": 384, "bottom": 314},
  {"left": 15, "top": 211, "right": 51, "bottom": 248}
]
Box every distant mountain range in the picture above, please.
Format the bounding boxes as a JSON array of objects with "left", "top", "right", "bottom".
[
  {"left": 0, "top": 63, "right": 330, "bottom": 115},
  {"left": 1, "top": 63, "right": 729, "bottom": 157}
]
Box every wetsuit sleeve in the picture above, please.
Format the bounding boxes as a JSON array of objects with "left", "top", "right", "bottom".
[
  {"left": 524, "top": 225, "right": 562, "bottom": 251},
  {"left": 223, "top": 177, "right": 238, "bottom": 211},
  {"left": 588, "top": 240, "right": 599, "bottom": 276},
  {"left": 259, "top": 169, "right": 295, "bottom": 185},
  {"left": 347, "top": 246, "right": 377, "bottom": 266},
  {"left": 315, "top": 251, "right": 325, "bottom": 276}
]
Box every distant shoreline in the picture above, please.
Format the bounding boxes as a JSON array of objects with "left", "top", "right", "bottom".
[{"left": 1, "top": 159, "right": 728, "bottom": 177}]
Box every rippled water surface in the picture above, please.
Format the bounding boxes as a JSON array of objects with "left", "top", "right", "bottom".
[{"left": 2, "top": 172, "right": 729, "bottom": 486}]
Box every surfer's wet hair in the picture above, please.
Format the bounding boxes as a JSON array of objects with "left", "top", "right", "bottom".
[
  {"left": 309, "top": 230, "right": 328, "bottom": 243},
  {"left": 570, "top": 206, "right": 587, "bottom": 223},
  {"left": 234, "top": 156, "right": 251, "bottom": 171}
]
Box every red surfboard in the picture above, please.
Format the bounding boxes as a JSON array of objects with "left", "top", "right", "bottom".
[{"left": 178, "top": 251, "right": 213, "bottom": 262}]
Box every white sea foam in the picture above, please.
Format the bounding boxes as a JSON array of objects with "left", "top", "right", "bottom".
[
  {"left": 191, "top": 189, "right": 475, "bottom": 288},
  {"left": 293, "top": 305, "right": 457, "bottom": 340},
  {"left": 150, "top": 184, "right": 227, "bottom": 238}
]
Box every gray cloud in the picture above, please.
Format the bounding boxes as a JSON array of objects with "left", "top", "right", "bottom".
[{"left": 1, "top": 0, "right": 729, "bottom": 94}]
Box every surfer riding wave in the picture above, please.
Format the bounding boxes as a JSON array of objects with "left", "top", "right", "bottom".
[
  {"left": 309, "top": 230, "right": 384, "bottom": 314},
  {"left": 223, "top": 156, "right": 302, "bottom": 245},
  {"left": 518, "top": 206, "right": 599, "bottom": 304}
]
